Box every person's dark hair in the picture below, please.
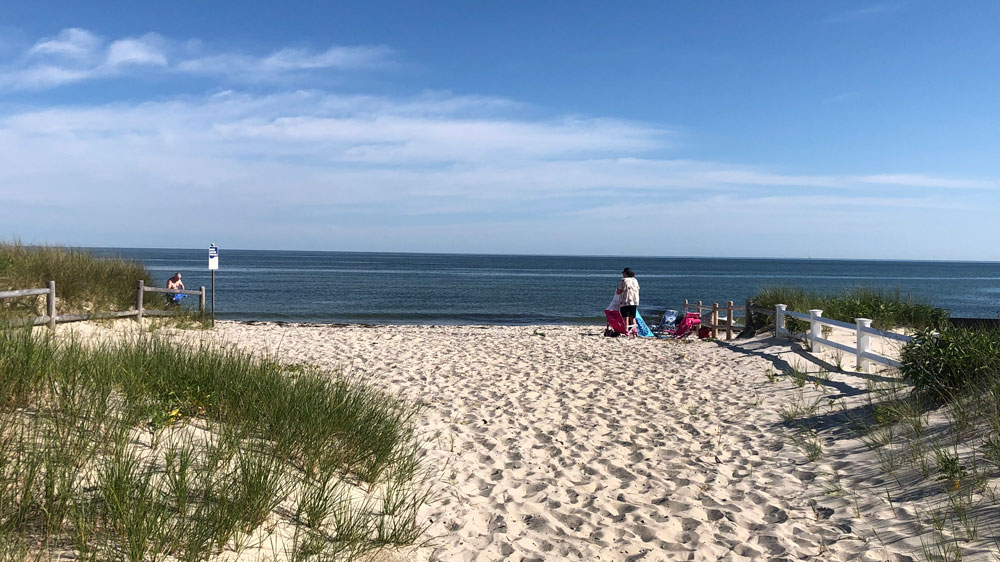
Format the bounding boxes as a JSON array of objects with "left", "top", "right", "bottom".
[{"left": 622, "top": 267, "right": 635, "bottom": 278}]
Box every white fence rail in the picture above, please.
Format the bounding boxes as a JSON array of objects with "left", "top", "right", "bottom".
[{"left": 774, "top": 304, "right": 911, "bottom": 371}]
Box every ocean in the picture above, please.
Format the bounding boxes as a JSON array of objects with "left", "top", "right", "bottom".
[{"left": 92, "top": 248, "right": 1000, "bottom": 324}]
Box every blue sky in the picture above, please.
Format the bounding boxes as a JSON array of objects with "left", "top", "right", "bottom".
[{"left": 1, "top": 1, "right": 998, "bottom": 259}]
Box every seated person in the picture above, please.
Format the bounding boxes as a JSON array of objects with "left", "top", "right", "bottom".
[{"left": 166, "top": 273, "right": 185, "bottom": 304}]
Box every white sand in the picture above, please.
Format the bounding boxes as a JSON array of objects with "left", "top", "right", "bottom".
[
  {"left": 162, "top": 320, "right": 927, "bottom": 562},
  {"left": 56, "top": 318, "right": 1000, "bottom": 560}
]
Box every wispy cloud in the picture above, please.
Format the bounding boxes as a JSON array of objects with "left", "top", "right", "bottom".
[
  {"left": 0, "top": 28, "right": 393, "bottom": 90},
  {"left": 824, "top": 3, "right": 904, "bottom": 24},
  {"left": 822, "top": 92, "right": 860, "bottom": 104},
  {"left": 27, "top": 28, "right": 101, "bottom": 60},
  {"left": 1, "top": 90, "right": 992, "bottom": 213}
]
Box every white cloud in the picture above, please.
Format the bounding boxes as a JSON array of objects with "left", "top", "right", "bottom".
[
  {"left": 0, "top": 28, "right": 393, "bottom": 91},
  {"left": 27, "top": 28, "right": 101, "bottom": 60},
  {"left": 105, "top": 35, "right": 168, "bottom": 67},
  {"left": 1, "top": 90, "right": 992, "bottom": 214},
  {"left": 259, "top": 46, "right": 393, "bottom": 71},
  {"left": 5, "top": 65, "right": 92, "bottom": 90},
  {"left": 858, "top": 174, "right": 996, "bottom": 189},
  {"left": 824, "top": 3, "right": 903, "bottom": 24}
]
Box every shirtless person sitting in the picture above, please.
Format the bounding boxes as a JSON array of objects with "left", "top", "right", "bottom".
[
  {"left": 166, "top": 273, "right": 185, "bottom": 304},
  {"left": 167, "top": 273, "right": 185, "bottom": 291}
]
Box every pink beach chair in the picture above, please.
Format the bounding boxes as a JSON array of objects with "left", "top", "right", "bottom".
[
  {"left": 663, "top": 312, "right": 701, "bottom": 339},
  {"left": 604, "top": 309, "right": 635, "bottom": 337}
]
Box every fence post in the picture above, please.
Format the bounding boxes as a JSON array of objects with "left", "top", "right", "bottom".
[
  {"left": 745, "top": 298, "right": 753, "bottom": 330},
  {"left": 47, "top": 280, "right": 56, "bottom": 330},
  {"left": 809, "top": 309, "right": 823, "bottom": 352},
  {"left": 726, "top": 301, "right": 734, "bottom": 340},
  {"left": 683, "top": 299, "right": 689, "bottom": 314},
  {"left": 711, "top": 303, "right": 719, "bottom": 339},
  {"left": 856, "top": 318, "right": 872, "bottom": 372},
  {"left": 137, "top": 280, "right": 144, "bottom": 323},
  {"left": 199, "top": 286, "right": 206, "bottom": 318},
  {"left": 776, "top": 304, "right": 787, "bottom": 338}
]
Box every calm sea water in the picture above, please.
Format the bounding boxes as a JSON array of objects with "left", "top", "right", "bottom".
[{"left": 92, "top": 249, "right": 1000, "bottom": 324}]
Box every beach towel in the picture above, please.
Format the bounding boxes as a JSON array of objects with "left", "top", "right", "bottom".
[{"left": 635, "top": 310, "right": 653, "bottom": 338}]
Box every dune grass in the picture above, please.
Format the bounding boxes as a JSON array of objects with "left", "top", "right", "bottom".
[
  {"left": 769, "top": 321, "right": 1000, "bottom": 559},
  {"left": 0, "top": 325, "right": 430, "bottom": 561},
  {"left": 750, "top": 285, "right": 1000, "bottom": 558},
  {"left": 0, "top": 241, "right": 164, "bottom": 315},
  {"left": 752, "top": 286, "right": 948, "bottom": 332}
]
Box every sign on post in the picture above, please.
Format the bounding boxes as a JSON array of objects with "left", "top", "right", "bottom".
[{"left": 208, "top": 244, "right": 218, "bottom": 327}]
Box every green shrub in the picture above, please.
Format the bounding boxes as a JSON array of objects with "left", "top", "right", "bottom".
[
  {"left": 753, "top": 286, "right": 948, "bottom": 331},
  {"left": 900, "top": 327, "right": 1000, "bottom": 404}
]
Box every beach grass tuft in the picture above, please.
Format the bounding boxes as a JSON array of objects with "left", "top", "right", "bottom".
[
  {"left": 752, "top": 285, "right": 948, "bottom": 331},
  {"left": 0, "top": 324, "right": 430, "bottom": 560},
  {"left": 0, "top": 241, "right": 163, "bottom": 315}
]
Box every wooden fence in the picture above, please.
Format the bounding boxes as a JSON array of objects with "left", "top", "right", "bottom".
[
  {"left": 681, "top": 299, "right": 752, "bottom": 341},
  {"left": 0, "top": 280, "right": 206, "bottom": 329}
]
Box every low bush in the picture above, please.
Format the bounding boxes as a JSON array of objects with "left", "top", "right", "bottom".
[{"left": 900, "top": 326, "right": 1000, "bottom": 404}]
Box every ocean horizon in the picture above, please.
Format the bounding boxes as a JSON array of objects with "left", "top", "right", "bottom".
[{"left": 90, "top": 247, "right": 1000, "bottom": 324}]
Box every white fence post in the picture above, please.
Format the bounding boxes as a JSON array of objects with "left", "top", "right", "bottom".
[
  {"left": 809, "top": 309, "right": 823, "bottom": 352},
  {"left": 856, "top": 318, "right": 872, "bottom": 372},
  {"left": 776, "top": 304, "right": 787, "bottom": 338}
]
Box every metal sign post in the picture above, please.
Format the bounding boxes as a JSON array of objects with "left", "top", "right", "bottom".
[{"left": 208, "top": 244, "right": 219, "bottom": 327}]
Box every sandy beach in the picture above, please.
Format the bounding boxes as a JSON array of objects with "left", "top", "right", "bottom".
[
  {"left": 56, "top": 317, "right": 1000, "bottom": 560},
  {"left": 119, "top": 319, "right": 938, "bottom": 562}
]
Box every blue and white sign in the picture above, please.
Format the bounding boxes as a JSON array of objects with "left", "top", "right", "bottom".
[{"left": 208, "top": 244, "right": 219, "bottom": 270}]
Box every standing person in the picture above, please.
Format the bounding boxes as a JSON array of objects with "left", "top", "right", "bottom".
[{"left": 617, "top": 267, "right": 640, "bottom": 336}]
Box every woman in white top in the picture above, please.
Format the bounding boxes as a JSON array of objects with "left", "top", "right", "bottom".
[{"left": 616, "top": 267, "right": 640, "bottom": 336}]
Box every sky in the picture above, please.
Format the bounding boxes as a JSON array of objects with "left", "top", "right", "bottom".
[{"left": 1, "top": 1, "right": 998, "bottom": 260}]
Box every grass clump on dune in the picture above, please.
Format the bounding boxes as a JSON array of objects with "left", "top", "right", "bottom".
[
  {"left": 0, "top": 325, "right": 430, "bottom": 561},
  {"left": 752, "top": 285, "right": 948, "bottom": 332},
  {"left": 0, "top": 241, "right": 162, "bottom": 315},
  {"left": 901, "top": 325, "right": 1000, "bottom": 405}
]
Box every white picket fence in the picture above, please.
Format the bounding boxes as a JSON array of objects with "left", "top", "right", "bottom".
[{"left": 774, "top": 304, "right": 912, "bottom": 371}]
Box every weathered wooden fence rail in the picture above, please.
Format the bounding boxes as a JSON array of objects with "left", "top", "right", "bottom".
[
  {"left": 136, "top": 280, "right": 206, "bottom": 321},
  {"left": 0, "top": 281, "right": 57, "bottom": 329},
  {"left": 681, "top": 299, "right": 752, "bottom": 340},
  {"left": 0, "top": 280, "right": 206, "bottom": 329}
]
